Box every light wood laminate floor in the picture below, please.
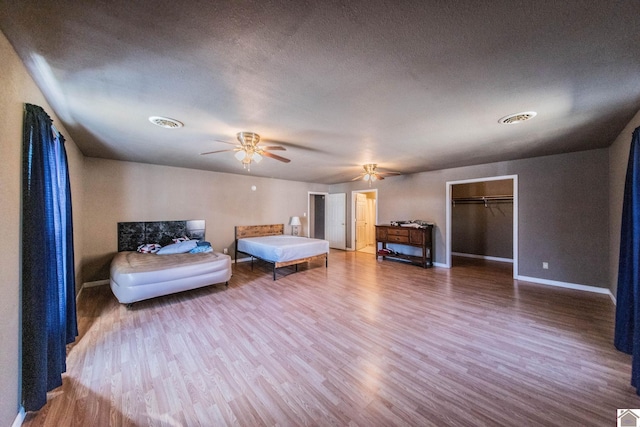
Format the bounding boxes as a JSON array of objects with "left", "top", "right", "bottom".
[{"left": 24, "top": 251, "right": 637, "bottom": 426}]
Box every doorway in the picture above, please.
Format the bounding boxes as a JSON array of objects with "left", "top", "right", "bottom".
[
  {"left": 445, "top": 175, "right": 518, "bottom": 278},
  {"left": 351, "top": 189, "right": 378, "bottom": 254},
  {"left": 307, "top": 192, "right": 327, "bottom": 239},
  {"left": 309, "top": 191, "right": 346, "bottom": 249}
]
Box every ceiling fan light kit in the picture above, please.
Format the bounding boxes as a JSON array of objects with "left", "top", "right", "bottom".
[
  {"left": 200, "top": 131, "right": 290, "bottom": 171},
  {"left": 356, "top": 163, "right": 400, "bottom": 186}
]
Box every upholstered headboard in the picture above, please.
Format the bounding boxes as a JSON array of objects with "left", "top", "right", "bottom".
[{"left": 117, "top": 220, "right": 205, "bottom": 252}]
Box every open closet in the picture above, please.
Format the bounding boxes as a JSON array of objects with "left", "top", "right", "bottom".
[{"left": 451, "top": 178, "right": 514, "bottom": 267}]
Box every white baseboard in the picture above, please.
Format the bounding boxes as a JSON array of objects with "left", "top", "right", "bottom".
[
  {"left": 12, "top": 406, "right": 25, "bottom": 427},
  {"left": 516, "top": 275, "right": 615, "bottom": 300},
  {"left": 452, "top": 252, "right": 513, "bottom": 263},
  {"left": 234, "top": 256, "right": 253, "bottom": 263}
]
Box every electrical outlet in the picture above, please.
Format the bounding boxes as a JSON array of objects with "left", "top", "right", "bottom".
[
  {"left": 223, "top": 248, "right": 228, "bottom": 254},
  {"left": 542, "top": 262, "right": 549, "bottom": 269}
]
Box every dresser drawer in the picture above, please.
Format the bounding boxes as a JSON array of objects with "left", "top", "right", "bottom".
[
  {"left": 387, "top": 228, "right": 409, "bottom": 237},
  {"left": 376, "top": 227, "right": 388, "bottom": 240},
  {"left": 409, "top": 229, "right": 425, "bottom": 245},
  {"left": 387, "top": 235, "right": 409, "bottom": 243}
]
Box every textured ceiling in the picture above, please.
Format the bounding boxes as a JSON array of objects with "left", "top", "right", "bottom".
[{"left": 2, "top": 1, "right": 640, "bottom": 184}]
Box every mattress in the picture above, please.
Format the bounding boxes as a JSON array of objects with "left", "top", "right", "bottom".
[
  {"left": 110, "top": 251, "right": 231, "bottom": 304},
  {"left": 237, "top": 235, "right": 329, "bottom": 263}
]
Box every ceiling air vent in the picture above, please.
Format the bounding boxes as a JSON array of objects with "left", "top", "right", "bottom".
[
  {"left": 148, "top": 116, "right": 184, "bottom": 129},
  {"left": 498, "top": 111, "right": 537, "bottom": 124}
]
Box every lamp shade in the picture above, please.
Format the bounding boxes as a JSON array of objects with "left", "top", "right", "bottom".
[{"left": 289, "top": 216, "right": 301, "bottom": 226}]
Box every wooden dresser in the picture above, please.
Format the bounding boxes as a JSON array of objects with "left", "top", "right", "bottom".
[{"left": 375, "top": 224, "right": 434, "bottom": 268}]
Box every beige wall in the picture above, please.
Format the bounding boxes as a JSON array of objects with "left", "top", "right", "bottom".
[
  {"left": 0, "top": 31, "right": 84, "bottom": 426},
  {"left": 81, "top": 158, "right": 329, "bottom": 281},
  {"left": 609, "top": 110, "right": 640, "bottom": 298}
]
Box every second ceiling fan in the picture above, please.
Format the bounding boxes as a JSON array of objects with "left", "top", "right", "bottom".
[
  {"left": 200, "top": 132, "right": 290, "bottom": 171},
  {"left": 352, "top": 164, "right": 401, "bottom": 186}
]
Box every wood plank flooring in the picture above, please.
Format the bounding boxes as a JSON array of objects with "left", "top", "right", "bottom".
[{"left": 23, "top": 252, "right": 638, "bottom": 426}]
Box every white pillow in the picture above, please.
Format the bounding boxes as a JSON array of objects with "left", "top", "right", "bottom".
[{"left": 156, "top": 240, "right": 198, "bottom": 255}]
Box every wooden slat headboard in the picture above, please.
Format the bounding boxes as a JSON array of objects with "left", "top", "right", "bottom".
[{"left": 235, "top": 224, "right": 284, "bottom": 240}]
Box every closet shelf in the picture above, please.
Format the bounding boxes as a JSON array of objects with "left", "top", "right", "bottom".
[{"left": 452, "top": 195, "right": 513, "bottom": 207}]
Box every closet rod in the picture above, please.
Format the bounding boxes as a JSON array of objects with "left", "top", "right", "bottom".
[{"left": 451, "top": 195, "right": 513, "bottom": 207}]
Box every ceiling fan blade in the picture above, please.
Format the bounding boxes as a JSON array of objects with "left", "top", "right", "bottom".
[
  {"left": 262, "top": 146, "right": 286, "bottom": 151},
  {"left": 200, "top": 149, "right": 235, "bottom": 155},
  {"left": 377, "top": 171, "right": 401, "bottom": 177},
  {"left": 351, "top": 175, "right": 364, "bottom": 181},
  {"left": 213, "top": 139, "right": 238, "bottom": 146},
  {"left": 263, "top": 139, "right": 325, "bottom": 153},
  {"left": 262, "top": 151, "right": 291, "bottom": 163}
]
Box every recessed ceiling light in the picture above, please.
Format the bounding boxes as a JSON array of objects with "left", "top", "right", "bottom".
[
  {"left": 498, "top": 111, "right": 537, "bottom": 124},
  {"left": 148, "top": 116, "right": 183, "bottom": 129}
]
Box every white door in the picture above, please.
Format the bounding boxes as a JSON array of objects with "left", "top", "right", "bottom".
[
  {"left": 326, "top": 193, "right": 346, "bottom": 250},
  {"left": 366, "top": 198, "right": 376, "bottom": 245},
  {"left": 350, "top": 189, "right": 378, "bottom": 251},
  {"left": 355, "top": 193, "right": 367, "bottom": 250}
]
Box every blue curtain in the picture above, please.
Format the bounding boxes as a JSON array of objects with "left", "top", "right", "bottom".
[
  {"left": 615, "top": 126, "right": 640, "bottom": 394},
  {"left": 22, "top": 103, "right": 78, "bottom": 411}
]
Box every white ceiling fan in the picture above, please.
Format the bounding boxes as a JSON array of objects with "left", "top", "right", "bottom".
[
  {"left": 351, "top": 164, "right": 401, "bottom": 186},
  {"left": 200, "top": 132, "right": 290, "bottom": 171}
]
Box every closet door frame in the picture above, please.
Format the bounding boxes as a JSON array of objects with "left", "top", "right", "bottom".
[{"left": 445, "top": 174, "right": 518, "bottom": 278}]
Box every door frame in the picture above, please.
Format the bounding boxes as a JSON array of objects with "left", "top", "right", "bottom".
[
  {"left": 445, "top": 175, "right": 518, "bottom": 278},
  {"left": 307, "top": 191, "right": 329, "bottom": 238},
  {"left": 350, "top": 189, "right": 378, "bottom": 251}
]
